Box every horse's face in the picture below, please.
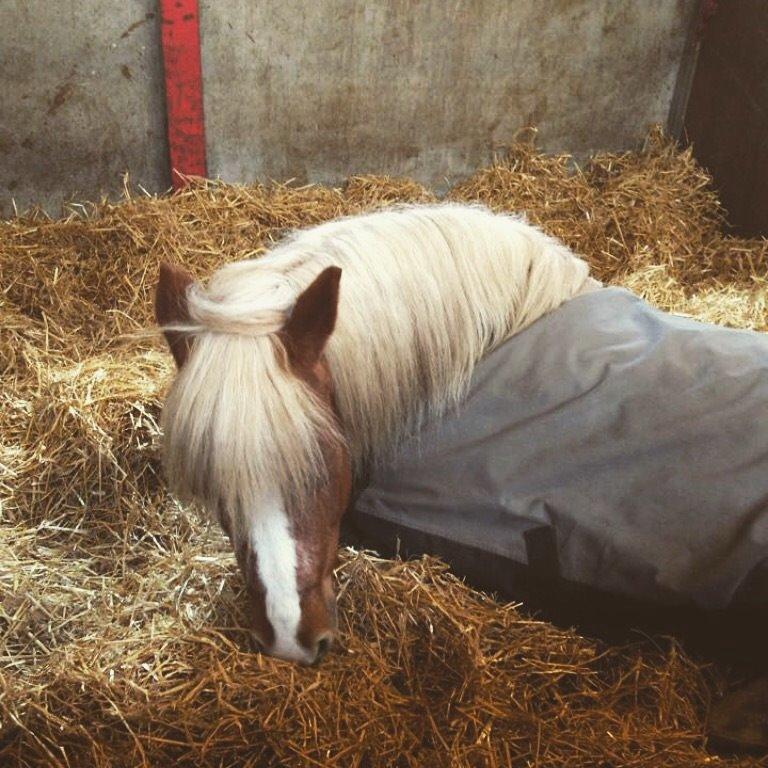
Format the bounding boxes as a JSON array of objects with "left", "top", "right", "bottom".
[
  {"left": 232, "top": 356, "right": 351, "bottom": 665},
  {"left": 156, "top": 264, "right": 351, "bottom": 665}
]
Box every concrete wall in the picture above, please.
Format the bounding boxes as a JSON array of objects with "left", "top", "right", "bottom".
[
  {"left": 0, "top": 1, "right": 169, "bottom": 216},
  {"left": 202, "top": 0, "right": 700, "bottom": 190},
  {"left": 1, "top": 0, "right": 699, "bottom": 215}
]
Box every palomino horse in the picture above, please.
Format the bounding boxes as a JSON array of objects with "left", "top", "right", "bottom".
[{"left": 155, "top": 203, "right": 598, "bottom": 665}]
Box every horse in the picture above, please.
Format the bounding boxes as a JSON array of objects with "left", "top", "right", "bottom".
[{"left": 155, "top": 202, "right": 599, "bottom": 665}]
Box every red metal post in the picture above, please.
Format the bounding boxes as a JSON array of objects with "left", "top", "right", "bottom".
[{"left": 159, "top": 0, "right": 207, "bottom": 188}]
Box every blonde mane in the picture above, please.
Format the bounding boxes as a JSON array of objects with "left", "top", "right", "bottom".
[{"left": 161, "top": 203, "right": 597, "bottom": 520}]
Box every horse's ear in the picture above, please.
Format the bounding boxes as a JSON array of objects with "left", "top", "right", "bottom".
[
  {"left": 155, "top": 262, "right": 195, "bottom": 369},
  {"left": 281, "top": 266, "right": 342, "bottom": 369}
]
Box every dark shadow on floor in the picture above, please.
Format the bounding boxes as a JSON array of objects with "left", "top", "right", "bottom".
[{"left": 342, "top": 512, "right": 768, "bottom": 674}]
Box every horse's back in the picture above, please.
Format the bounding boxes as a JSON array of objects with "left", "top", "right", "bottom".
[{"left": 352, "top": 286, "right": 768, "bottom": 613}]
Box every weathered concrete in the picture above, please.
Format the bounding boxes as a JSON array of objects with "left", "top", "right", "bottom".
[
  {"left": 1, "top": 0, "right": 699, "bottom": 213},
  {"left": 0, "top": 1, "right": 169, "bottom": 216},
  {"left": 201, "top": 0, "right": 700, "bottom": 190}
]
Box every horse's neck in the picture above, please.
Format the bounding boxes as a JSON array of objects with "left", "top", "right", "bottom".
[
  {"left": 575, "top": 276, "right": 603, "bottom": 297},
  {"left": 323, "top": 216, "right": 596, "bottom": 474}
]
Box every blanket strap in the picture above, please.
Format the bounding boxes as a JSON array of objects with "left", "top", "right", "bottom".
[{"left": 524, "top": 526, "right": 562, "bottom": 587}]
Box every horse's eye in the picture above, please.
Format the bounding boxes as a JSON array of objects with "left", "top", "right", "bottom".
[{"left": 298, "top": 585, "right": 315, "bottom": 598}]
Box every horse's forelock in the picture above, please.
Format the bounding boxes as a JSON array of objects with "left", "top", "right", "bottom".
[{"left": 160, "top": 329, "right": 342, "bottom": 529}]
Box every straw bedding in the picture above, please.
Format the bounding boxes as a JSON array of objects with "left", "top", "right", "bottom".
[{"left": 2, "top": 128, "right": 767, "bottom": 767}]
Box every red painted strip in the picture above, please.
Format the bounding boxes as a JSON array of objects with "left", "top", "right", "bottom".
[{"left": 160, "top": 0, "right": 207, "bottom": 188}]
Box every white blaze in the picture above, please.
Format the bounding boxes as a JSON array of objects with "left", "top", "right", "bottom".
[{"left": 248, "top": 491, "right": 313, "bottom": 664}]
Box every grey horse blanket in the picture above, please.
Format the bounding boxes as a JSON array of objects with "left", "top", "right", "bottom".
[{"left": 351, "top": 287, "right": 768, "bottom": 611}]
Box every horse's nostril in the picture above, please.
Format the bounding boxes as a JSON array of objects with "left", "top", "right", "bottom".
[{"left": 313, "top": 637, "right": 331, "bottom": 664}]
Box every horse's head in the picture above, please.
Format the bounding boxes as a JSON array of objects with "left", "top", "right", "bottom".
[{"left": 155, "top": 262, "right": 351, "bottom": 665}]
